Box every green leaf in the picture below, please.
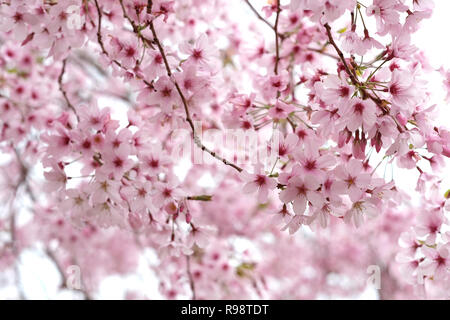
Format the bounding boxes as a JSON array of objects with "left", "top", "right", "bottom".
[
  {"left": 445, "top": 189, "right": 450, "bottom": 199},
  {"left": 188, "top": 195, "right": 212, "bottom": 201},
  {"left": 236, "top": 262, "right": 256, "bottom": 277}
]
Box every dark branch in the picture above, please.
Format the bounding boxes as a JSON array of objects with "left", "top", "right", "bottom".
[
  {"left": 58, "top": 59, "right": 79, "bottom": 121},
  {"left": 148, "top": 20, "right": 243, "bottom": 172}
]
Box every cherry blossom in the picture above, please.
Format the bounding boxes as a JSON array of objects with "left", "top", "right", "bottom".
[{"left": 241, "top": 165, "right": 277, "bottom": 203}]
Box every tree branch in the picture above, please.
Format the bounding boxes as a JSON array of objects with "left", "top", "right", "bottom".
[
  {"left": 58, "top": 59, "right": 79, "bottom": 121},
  {"left": 324, "top": 23, "right": 359, "bottom": 85},
  {"left": 148, "top": 20, "right": 243, "bottom": 172},
  {"left": 94, "top": 0, "right": 123, "bottom": 68},
  {"left": 186, "top": 255, "right": 196, "bottom": 300},
  {"left": 323, "top": 23, "right": 405, "bottom": 133},
  {"left": 274, "top": 2, "right": 281, "bottom": 75},
  {"left": 243, "top": 0, "right": 283, "bottom": 39},
  {"left": 46, "top": 249, "right": 92, "bottom": 300}
]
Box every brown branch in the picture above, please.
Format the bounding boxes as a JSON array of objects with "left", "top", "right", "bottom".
[
  {"left": 324, "top": 23, "right": 359, "bottom": 85},
  {"left": 244, "top": 0, "right": 280, "bottom": 37},
  {"left": 58, "top": 59, "right": 79, "bottom": 121},
  {"left": 46, "top": 249, "right": 92, "bottom": 300},
  {"left": 148, "top": 20, "right": 243, "bottom": 172},
  {"left": 93, "top": 0, "right": 122, "bottom": 68},
  {"left": 118, "top": 0, "right": 141, "bottom": 34},
  {"left": 13, "top": 147, "right": 36, "bottom": 202},
  {"left": 307, "top": 47, "right": 339, "bottom": 60},
  {"left": 186, "top": 255, "right": 196, "bottom": 300},
  {"left": 274, "top": 2, "right": 281, "bottom": 75},
  {"left": 119, "top": 0, "right": 155, "bottom": 50},
  {"left": 8, "top": 147, "right": 35, "bottom": 299},
  {"left": 323, "top": 23, "right": 405, "bottom": 133},
  {"left": 45, "top": 248, "right": 68, "bottom": 289},
  {"left": 147, "top": 0, "right": 153, "bottom": 14}
]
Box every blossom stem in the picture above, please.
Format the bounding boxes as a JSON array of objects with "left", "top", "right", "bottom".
[
  {"left": 270, "top": 157, "right": 279, "bottom": 175},
  {"left": 365, "top": 59, "right": 388, "bottom": 82},
  {"left": 356, "top": 5, "right": 368, "bottom": 32}
]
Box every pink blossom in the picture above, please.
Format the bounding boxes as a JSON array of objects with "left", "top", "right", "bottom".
[
  {"left": 366, "top": 0, "right": 406, "bottom": 35},
  {"left": 293, "top": 148, "right": 336, "bottom": 181},
  {"left": 279, "top": 174, "right": 323, "bottom": 215},
  {"left": 186, "top": 225, "right": 216, "bottom": 248},
  {"left": 147, "top": 76, "right": 180, "bottom": 110},
  {"left": 420, "top": 245, "right": 450, "bottom": 280},
  {"left": 339, "top": 98, "right": 377, "bottom": 132},
  {"left": 241, "top": 165, "right": 277, "bottom": 203},
  {"left": 179, "top": 34, "right": 216, "bottom": 69},
  {"left": 268, "top": 100, "right": 295, "bottom": 121},
  {"left": 281, "top": 214, "right": 311, "bottom": 234},
  {"left": 314, "top": 75, "right": 353, "bottom": 107},
  {"left": 274, "top": 132, "right": 299, "bottom": 160},
  {"left": 388, "top": 70, "right": 416, "bottom": 109},
  {"left": 344, "top": 196, "right": 378, "bottom": 228},
  {"left": 415, "top": 208, "right": 444, "bottom": 244},
  {"left": 334, "top": 159, "right": 372, "bottom": 202},
  {"left": 262, "top": 71, "right": 289, "bottom": 100}
]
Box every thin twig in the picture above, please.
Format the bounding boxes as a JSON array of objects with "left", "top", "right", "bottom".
[
  {"left": 186, "top": 255, "right": 196, "bottom": 300},
  {"left": 274, "top": 2, "right": 281, "bottom": 75},
  {"left": 324, "top": 23, "right": 358, "bottom": 85},
  {"left": 45, "top": 248, "right": 92, "bottom": 300},
  {"left": 148, "top": 19, "right": 243, "bottom": 172},
  {"left": 58, "top": 59, "right": 79, "bottom": 121},
  {"left": 307, "top": 47, "right": 339, "bottom": 60},
  {"left": 13, "top": 147, "right": 36, "bottom": 202},
  {"left": 94, "top": 0, "right": 122, "bottom": 68},
  {"left": 243, "top": 0, "right": 283, "bottom": 40},
  {"left": 119, "top": 0, "right": 155, "bottom": 49},
  {"left": 45, "top": 248, "right": 68, "bottom": 289}
]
